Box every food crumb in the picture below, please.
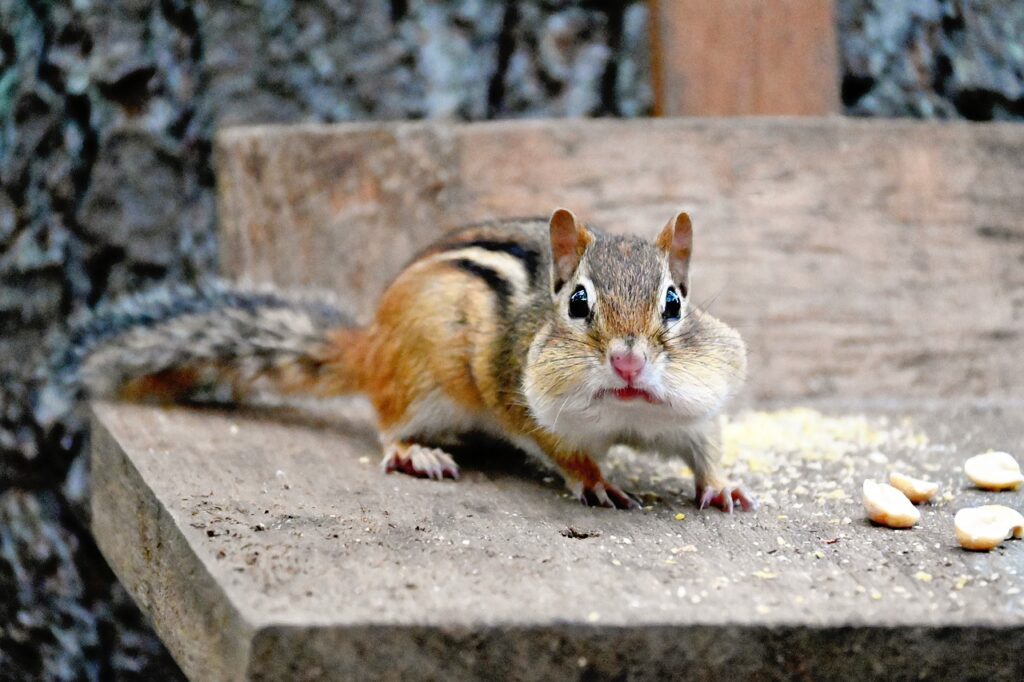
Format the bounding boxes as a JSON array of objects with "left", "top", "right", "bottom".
[
  {"left": 674, "top": 513, "right": 686, "bottom": 521},
  {"left": 914, "top": 571, "right": 932, "bottom": 582}
]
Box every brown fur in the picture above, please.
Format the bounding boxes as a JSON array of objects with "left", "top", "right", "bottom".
[
  {"left": 118, "top": 368, "right": 206, "bottom": 403},
  {"left": 89, "top": 212, "right": 747, "bottom": 511}
]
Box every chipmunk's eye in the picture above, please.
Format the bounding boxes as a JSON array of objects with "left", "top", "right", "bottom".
[
  {"left": 663, "top": 287, "right": 682, "bottom": 321},
  {"left": 568, "top": 285, "right": 589, "bottom": 319}
]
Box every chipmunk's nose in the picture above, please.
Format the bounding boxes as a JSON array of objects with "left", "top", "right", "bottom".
[{"left": 609, "top": 350, "right": 645, "bottom": 384}]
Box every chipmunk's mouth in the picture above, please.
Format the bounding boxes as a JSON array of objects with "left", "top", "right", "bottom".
[{"left": 597, "top": 387, "right": 662, "bottom": 404}]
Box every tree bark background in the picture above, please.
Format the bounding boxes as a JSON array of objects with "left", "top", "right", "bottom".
[{"left": 0, "top": 1, "right": 1021, "bottom": 678}]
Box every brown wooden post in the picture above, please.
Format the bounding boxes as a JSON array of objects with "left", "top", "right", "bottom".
[{"left": 650, "top": 0, "right": 840, "bottom": 116}]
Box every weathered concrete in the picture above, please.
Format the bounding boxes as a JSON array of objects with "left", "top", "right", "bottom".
[
  {"left": 92, "top": 399, "right": 1024, "bottom": 681},
  {"left": 215, "top": 119, "right": 1024, "bottom": 405}
]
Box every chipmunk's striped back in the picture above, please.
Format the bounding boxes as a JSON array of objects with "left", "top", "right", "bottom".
[
  {"left": 351, "top": 218, "right": 554, "bottom": 449},
  {"left": 37, "top": 211, "right": 753, "bottom": 512}
]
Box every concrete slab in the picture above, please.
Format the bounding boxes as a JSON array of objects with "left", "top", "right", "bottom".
[{"left": 91, "top": 399, "right": 1024, "bottom": 681}]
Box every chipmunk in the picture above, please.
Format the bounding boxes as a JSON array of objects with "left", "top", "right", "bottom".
[{"left": 39, "top": 209, "right": 754, "bottom": 512}]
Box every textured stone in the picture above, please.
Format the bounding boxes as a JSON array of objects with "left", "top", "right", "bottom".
[{"left": 838, "top": 0, "right": 1024, "bottom": 118}]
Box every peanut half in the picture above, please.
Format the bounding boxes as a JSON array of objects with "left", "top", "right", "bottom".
[
  {"left": 888, "top": 472, "right": 939, "bottom": 504},
  {"left": 863, "top": 480, "right": 920, "bottom": 529},
  {"left": 954, "top": 505, "right": 1024, "bottom": 551},
  {"left": 964, "top": 451, "right": 1023, "bottom": 491}
]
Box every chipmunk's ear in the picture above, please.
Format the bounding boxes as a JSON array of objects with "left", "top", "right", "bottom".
[
  {"left": 549, "top": 208, "right": 594, "bottom": 292},
  {"left": 656, "top": 211, "right": 692, "bottom": 295}
]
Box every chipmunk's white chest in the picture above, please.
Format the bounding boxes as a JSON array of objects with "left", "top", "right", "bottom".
[{"left": 385, "top": 390, "right": 505, "bottom": 445}]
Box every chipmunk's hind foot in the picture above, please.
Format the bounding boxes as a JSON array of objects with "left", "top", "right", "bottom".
[
  {"left": 569, "top": 480, "right": 643, "bottom": 511},
  {"left": 381, "top": 442, "right": 460, "bottom": 481},
  {"left": 696, "top": 482, "right": 757, "bottom": 513}
]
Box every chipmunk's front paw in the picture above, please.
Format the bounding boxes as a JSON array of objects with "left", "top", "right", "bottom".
[
  {"left": 569, "top": 480, "right": 643, "bottom": 511},
  {"left": 381, "top": 442, "right": 459, "bottom": 481},
  {"left": 696, "top": 482, "right": 757, "bottom": 513}
]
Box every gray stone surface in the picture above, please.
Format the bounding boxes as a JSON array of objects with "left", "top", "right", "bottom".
[
  {"left": 92, "top": 399, "right": 1024, "bottom": 681},
  {"left": 838, "top": 0, "right": 1024, "bottom": 118}
]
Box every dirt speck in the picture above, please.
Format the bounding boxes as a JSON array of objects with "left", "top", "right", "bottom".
[{"left": 561, "top": 527, "right": 600, "bottom": 539}]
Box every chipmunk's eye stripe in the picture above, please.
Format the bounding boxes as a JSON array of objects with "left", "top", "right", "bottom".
[
  {"left": 568, "top": 285, "right": 589, "bottom": 319},
  {"left": 663, "top": 286, "right": 681, "bottom": 321}
]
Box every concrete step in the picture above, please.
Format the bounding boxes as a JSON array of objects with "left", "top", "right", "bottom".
[{"left": 91, "top": 399, "right": 1024, "bottom": 680}]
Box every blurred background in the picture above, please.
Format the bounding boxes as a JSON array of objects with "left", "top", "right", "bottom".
[{"left": 1, "top": 1, "right": 1022, "bottom": 678}]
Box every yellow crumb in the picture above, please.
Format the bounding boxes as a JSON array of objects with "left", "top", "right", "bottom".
[{"left": 719, "top": 409, "right": 929, "bottom": 468}]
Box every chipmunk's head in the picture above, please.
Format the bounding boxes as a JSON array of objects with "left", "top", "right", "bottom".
[{"left": 524, "top": 208, "right": 746, "bottom": 444}]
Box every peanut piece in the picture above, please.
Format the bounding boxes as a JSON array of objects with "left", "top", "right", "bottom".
[
  {"left": 888, "top": 472, "right": 939, "bottom": 504},
  {"left": 863, "top": 480, "right": 919, "bottom": 529},
  {"left": 954, "top": 505, "right": 1024, "bottom": 551},
  {"left": 964, "top": 451, "right": 1023, "bottom": 491}
]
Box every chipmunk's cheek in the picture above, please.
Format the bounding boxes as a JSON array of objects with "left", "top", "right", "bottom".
[{"left": 660, "top": 363, "right": 732, "bottom": 421}]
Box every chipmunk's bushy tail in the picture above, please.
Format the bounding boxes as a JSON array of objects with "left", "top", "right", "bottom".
[{"left": 34, "top": 279, "right": 368, "bottom": 428}]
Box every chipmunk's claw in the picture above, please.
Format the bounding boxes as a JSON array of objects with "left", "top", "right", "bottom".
[
  {"left": 696, "top": 483, "right": 757, "bottom": 513},
  {"left": 571, "top": 480, "right": 642, "bottom": 511},
  {"left": 382, "top": 443, "right": 459, "bottom": 481}
]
